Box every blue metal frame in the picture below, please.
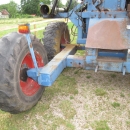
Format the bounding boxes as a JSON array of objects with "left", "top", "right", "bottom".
[
  {"left": 26, "top": 0, "right": 130, "bottom": 87},
  {"left": 26, "top": 32, "right": 39, "bottom": 76},
  {"left": 27, "top": 44, "right": 77, "bottom": 86}
]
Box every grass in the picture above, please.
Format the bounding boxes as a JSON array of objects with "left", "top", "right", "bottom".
[
  {"left": 67, "top": 21, "right": 77, "bottom": 44},
  {"left": 126, "top": 121, "right": 130, "bottom": 127},
  {"left": 91, "top": 120, "right": 110, "bottom": 130},
  {"left": 0, "top": 18, "right": 130, "bottom": 130},
  {"left": 74, "top": 68, "right": 81, "bottom": 74},
  {"left": 0, "top": 17, "right": 44, "bottom": 38},
  {"left": 95, "top": 88, "right": 107, "bottom": 96},
  {"left": 59, "top": 100, "right": 76, "bottom": 119},
  {"left": 110, "top": 73, "right": 117, "bottom": 78},
  {"left": 0, "top": 69, "right": 130, "bottom": 130},
  {"left": 0, "top": 17, "right": 77, "bottom": 44},
  {"left": 86, "top": 75, "right": 91, "bottom": 79},
  {"left": 0, "top": 17, "right": 43, "bottom": 25},
  {"left": 111, "top": 102, "right": 120, "bottom": 108},
  {"left": 75, "top": 50, "right": 85, "bottom": 56},
  {"left": 120, "top": 92, "right": 125, "bottom": 97}
]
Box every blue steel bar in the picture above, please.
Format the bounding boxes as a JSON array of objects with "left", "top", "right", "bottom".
[
  {"left": 26, "top": 34, "right": 39, "bottom": 75},
  {"left": 27, "top": 44, "right": 77, "bottom": 86}
]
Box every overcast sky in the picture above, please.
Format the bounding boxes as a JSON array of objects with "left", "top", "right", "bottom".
[
  {"left": 0, "top": 0, "right": 68, "bottom": 5},
  {"left": 0, "top": 0, "right": 20, "bottom": 5}
]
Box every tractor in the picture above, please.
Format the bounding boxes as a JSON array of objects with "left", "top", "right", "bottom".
[{"left": 0, "top": 0, "right": 130, "bottom": 113}]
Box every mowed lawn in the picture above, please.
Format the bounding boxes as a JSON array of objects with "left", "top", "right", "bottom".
[
  {"left": 0, "top": 17, "right": 48, "bottom": 39},
  {"left": 0, "top": 18, "right": 130, "bottom": 130}
]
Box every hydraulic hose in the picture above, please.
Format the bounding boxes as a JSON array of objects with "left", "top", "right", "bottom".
[
  {"left": 51, "top": 0, "right": 58, "bottom": 14},
  {"left": 65, "top": 0, "right": 73, "bottom": 12}
]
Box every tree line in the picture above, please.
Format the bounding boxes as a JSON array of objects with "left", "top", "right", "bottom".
[{"left": 0, "top": 0, "right": 78, "bottom": 18}]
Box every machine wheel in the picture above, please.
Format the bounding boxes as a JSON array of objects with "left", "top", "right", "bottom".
[
  {"left": 0, "top": 32, "right": 48, "bottom": 114},
  {"left": 43, "top": 22, "right": 70, "bottom": 61}
]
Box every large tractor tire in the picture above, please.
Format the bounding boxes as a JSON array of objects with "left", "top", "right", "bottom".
[
  {"left": 43, "top": 22, "right": 70, "bottom": 61},
  {"left": 0, "top": 32, "right": 48, "bottom": 114}
]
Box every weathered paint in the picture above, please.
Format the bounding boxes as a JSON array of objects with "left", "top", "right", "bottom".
[
  {"left": 27, "top": 0, "right": 130, "bottom": 88},
  {"left": 67, "top": 55, "right": 85, "bottom": 68},
  {"left": 98, "top": 50, "right": 127, "bottom": 59},
  {"left": 86, "top": 48, "right": 97, "bottom": 56},
  {"left": 86, "top": 55, "right": 97, "bottom": 70},
  {"left": 86, "top": 19, "right": 129, "bottom": 50},
  {"left": 27, "top": 44, "right": 77, "bottom": 86},
  {"left": 123, "top": 62, "right": 130, "bottom": 73},
  {"left": 98, "top": 62, "right": 123, "bottom": 72}
]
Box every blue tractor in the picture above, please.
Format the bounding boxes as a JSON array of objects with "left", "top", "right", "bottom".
[{"left": 0, "top": 0, "right": 130, "bottom": 113}]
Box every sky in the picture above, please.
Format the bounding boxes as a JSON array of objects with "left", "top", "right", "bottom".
[
  {"left": 0, "top": 0, "right": 21, "bottom": 5},
  {"left": 0, "top": 0, "right": 68, "bottom": 5}
]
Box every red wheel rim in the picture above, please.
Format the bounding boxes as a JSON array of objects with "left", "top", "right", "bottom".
[
  {"left": 60, "top": 33, "right": 68, "bottom": 51},
  {"left": 20, "top": 52, "right": 44, "bottom": 96},
  {"left": 61, "top": 34, "right": 66, "bottom": 44}
]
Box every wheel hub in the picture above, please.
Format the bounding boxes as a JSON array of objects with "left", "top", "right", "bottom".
[
  {"left": 20, "top": 65, "right": 28, "bottom": 82},
  {"left": 20, "top": 52, "right": 44, "bottom": 96}
]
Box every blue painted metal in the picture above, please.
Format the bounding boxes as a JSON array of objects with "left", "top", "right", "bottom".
[
  {"left": 98, "top": 62, "right": 123, "bottom": 72},
  {"left": 123, "top": 62, "right": 130, "bottom": 73},
  {"left": 26, "top": 0, "right": 130, "bottom": 87},
  {"left": 123, "top": 66, "right": 126, "bottom": 75},
  {"left": 67, "top": 55, "right": 85, "bottom": 68},
  {"left": 98, "top": 51, "right": 127, "bottom": 58},
  {"left": 27, "top": 44, "right": 77, "bottom": 86},
  {"left": 56, "top": 0, "right": 128, "bottom": 45},
  {"left": 86, "top": 48, "right": 97, "bottom": 56},
  {"left": 38, "top": 58, "right": 66, "bottom": 86},
  {"left": 77, "top": 39, "right": 86, "bottom": 44},
  {"left": 26, "top": 31, "right": 39, "bottom": 76},
  {"left": 86, "top": 55, "right": 97, "bottom": 70}
]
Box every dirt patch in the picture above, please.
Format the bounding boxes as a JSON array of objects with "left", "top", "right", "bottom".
[
  {"left": 0, "top": 68, "right": 130, "bottom": 130},
  {"left": 40, "top": 68, "right": 130, "bottom": 130}
]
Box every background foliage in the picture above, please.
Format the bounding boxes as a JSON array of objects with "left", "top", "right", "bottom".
[
  {"left": 0, "top": 0, "right": 68, "bottom": 18},
  {"left": 0, "top": 0, "right": 79, "bottom": 18}
]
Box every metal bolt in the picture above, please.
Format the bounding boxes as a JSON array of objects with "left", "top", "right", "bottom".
[{"left": 114, "top": 15, "right": 116, "bottom": 18}]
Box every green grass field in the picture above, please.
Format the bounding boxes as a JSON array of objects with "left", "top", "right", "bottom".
[
  {"left": 0, "top": 17, "right": 46, "bottom": 39},
  {"left": 0, "top": 18, "right": 130, "bottom": 130},
  {"left": 0, "top": 17, "right": 77, "bottom": 43}
]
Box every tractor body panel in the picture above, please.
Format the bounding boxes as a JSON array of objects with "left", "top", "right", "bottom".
[
  {"left": 27, "top": 44, "right": 77, "bottom": 86},
  {"left": 27, "top": 0, "right": 130, "bottom": 86},
  {"left": 86, "top": 18, "right": 130, "bottom": 50}
]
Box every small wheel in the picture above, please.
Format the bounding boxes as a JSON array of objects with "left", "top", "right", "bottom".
[
  {"left": 43, "top": 22, "right": 70, "bottom": 61},
  {"left": 0, "top": 32, "right": 48, "bottom": 113}
]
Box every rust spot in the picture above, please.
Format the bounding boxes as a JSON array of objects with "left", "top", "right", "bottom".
[
  {"left": 86, "top": 63, "right": 97, "bottom": 68},
  {"left": 49, "top": 65, "right": 57, "bottom": 72},
  {"left": 86, "top": 20, "right": 128, "bottom": 50},
  {"left": 73, "top": 62, "right": 82, "bottom": 68},
  {"left": 69, "top": 55, "right": 84, "bottom": 68},
  {"left": 127, "top": 4, "right": 130, "bottom": 12},
  {"left": 55, "top": 44, "right": 76, "bottom": 59},
  {"left": 30, "top": 43, "right": 33, "bottom": 48}
]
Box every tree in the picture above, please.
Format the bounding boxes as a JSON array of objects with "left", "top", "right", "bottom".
[
  {"left": 0, "top": 4, "right": 8, "bottom": 11},
  {"left": 66, "top": 0, "right": 78, "bottom": 10},
  {"left": 57, "top": 0, "right": 64, "bottom": 8},
  {"left": 0, "top": 0, "right": 18, "bottom": 18},
  {"left": 40, "top": 0, "right": 50, "bottom": 5},
  {"left": 8, "top": 1, "right": 18, "bottom": 18},
  {"left": 21, "top": 0, "right": 51, "bottom": 15}
]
